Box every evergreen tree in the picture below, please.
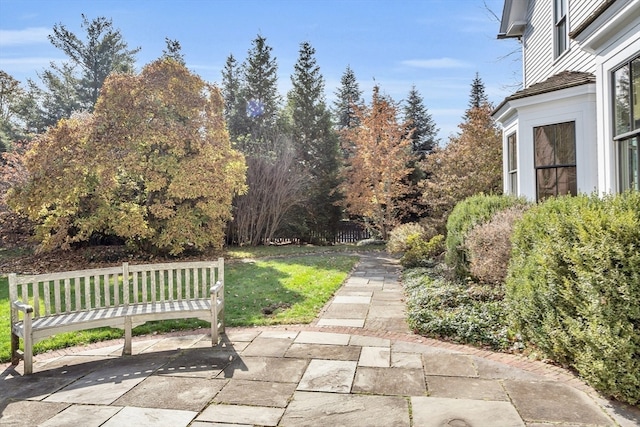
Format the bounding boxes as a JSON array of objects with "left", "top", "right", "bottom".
[
  {"left": 49, "top": 14, "right": 140, "bottom": 109},
  {"left": 220, "top": 54, "right": 246, "bottom": 142},
  {"left": 403, "top": 85, "right": 438, "bottom": 158},
  {"left": 286, "top": 41, "right": 341, "bottom": 240},
  {"left": 241, "top": 34, "right": 281, "bottom": 148},
  {"left": 333, "top": 66, "right": 363, "bottom": 129},
  {"left": 466, "top": 72, "right": 488, "bottom": 115},
  {"left": 161, "top": 38, "right": 185, "bottom": 65},
  {"left": 0, "top": 71, "right": 27, "bottom": 149}
]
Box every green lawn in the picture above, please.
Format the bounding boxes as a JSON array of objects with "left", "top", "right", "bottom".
[{"left": 0, "top": 253, "right": 359, "bottom": 363}]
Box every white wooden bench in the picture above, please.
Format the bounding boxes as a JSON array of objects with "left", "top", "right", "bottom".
[{"left": 9, "top": 258, "right": 225, "bottom": 374}]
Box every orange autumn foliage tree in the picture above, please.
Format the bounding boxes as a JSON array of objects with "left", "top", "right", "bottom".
[
  {"left": 339, "top": 86, "right": 415, "bottom": 240},
  {"left": 9, "top": 59, "right": 246, "bottom": 255}
]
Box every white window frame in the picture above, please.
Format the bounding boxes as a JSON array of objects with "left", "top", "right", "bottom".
[
  {"left": 507, "top": 132, "right": 518, "bottom": 195},
  {"left": 554, "top": 0, "right": 568, "bottom": 59}
]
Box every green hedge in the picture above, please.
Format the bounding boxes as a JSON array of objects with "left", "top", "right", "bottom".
[
  {"left": 506, "top": 192, "right": 640, "bottom": 405},
  {"left": 445, "top": 194, "right": 528, "bottom": 278}
]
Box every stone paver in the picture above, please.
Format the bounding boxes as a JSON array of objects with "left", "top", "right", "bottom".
[
  {"left": 196, "top": 403, "right": 284, "bottom": 426},
  {"left": 423, "top": 352, "right": 478, "bottom": 377},
  {"left": 358, "top": 346, "right": 390, "bottom": 367},
  {"left": 297, "top": 359, "right": 357, "bottom": 393},
  {"left": 504, "top": 380, "right": 614, "bottom": 426},
  {"left": 411, "top": 396, "right": 526, "bottom": 427},
  {"left": 0, "top": 401, "right": 71, "bottom": 427},
  {"left": 294, "top": 330, "right": 350, "bottom": 345},
  {"left": 113, "top": 376, "right": 227, "bottom": 411},
  {"left": 39, "top": 405, "right": 121, "bottom": 427},
  {"left": 284, "top": 343, "right": 361, "bottom": 361},
  {"left": 213, "top": 379, "right": 297, "bottom": 407},
  {"left": 3, "top": 253, "right": 636, "bottom": 427},
  {"left": 221, "top": 356, "right": 308, "bottom": 383},
  {"left": 353, "top": 366, "right": 426, "bottom": 395},
  {"left": 426, "top": 375, "right": 509, "bottom": 401},
  {"left": 101, "top": 406, "right": 196, "bottom": 427},
  {"left": 281, "top": 391, "right": 410, "bottom": 427},
  {"left": 43, "top": 356, "right": 166, "bottom": 405}
]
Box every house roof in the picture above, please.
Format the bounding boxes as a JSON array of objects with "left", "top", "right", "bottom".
[
  {"left": 569, "top": 0, "right": 617, "bottom": 39},
  {"left": 493, "top": 71, "right": 596, "bottom": 115}
]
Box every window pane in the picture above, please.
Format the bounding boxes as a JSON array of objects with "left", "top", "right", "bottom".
[
  {"left": 534, "top": 126, "right": 554, "bottom": 166},
  {"left": 556, "top": 122, "right": 576, "bottom": 164},
  {"left": 555, "top": 19, "right": 566, "bottom": 56},
  {"left": 537, "top": 168, "right": 557, "bottom": 200},
  {"left": 554, "top": 0, "right": 565, "bottom": 20},
  {"left": 508, "top": 133, "right": 517, "bottom": 171},
  {"left": 614, "top": 65, "right": 631, "bottom": 135},
  {"left": 620, "top": 137, "right": 639, "bottom": 191},
  {"left": 633, "top": 58, "right": 640, "bottom": 130},
  {"left": 509, "top": 171, "right": 518, "bottom": 195},
  {"left": 556, "top": 166, "right": 577, "bottom": 196}
]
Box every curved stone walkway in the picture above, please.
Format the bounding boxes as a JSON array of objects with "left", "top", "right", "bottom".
[{"left": 1, "top": 253, "right": 638, "bottom": 426}]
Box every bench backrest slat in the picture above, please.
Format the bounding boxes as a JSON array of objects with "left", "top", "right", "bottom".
[
  {"left": 113, "top": 273, "right": 119, "bottom": 306},
  {"left": 168, "top": 272, "right": 174, "bottom": 302},
  {"left": 43, "top": 281, "right": 51, "bottom": 316},
  {"left": 176, "top": 270, "right": 182, "bottom": 300}
]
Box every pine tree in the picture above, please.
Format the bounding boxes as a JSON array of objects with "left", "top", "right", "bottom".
[
  {"left": 286, "top": 41, "right": 341, "bottom": 240},
  {"left": 49, "top": 14, "right": 140, "bottom": 109},
  {"left": 241, "top": 34, "right": 281, "bottom": 147},
  {"left": 220, "top": 54, "right": 246, "bottom": 141},
  {"left": 333, "top": 66, "right": 363, "bottom": 129},
  {"left": 161, "top": 38, "right": 185, "bottom": 65},
  {"left": 466, "top": 72, "right": 488, "bottom": 115},
  {"left": 403, "top": 85, "right": 438, "bottom": 157}
]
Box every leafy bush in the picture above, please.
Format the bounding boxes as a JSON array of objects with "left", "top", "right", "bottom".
[
  {"left": 401, "top": 234, "right": 444, "bottom": 268},
  {"left": 465, "top": 205, "right": 529, "bottom": 285},
  {"left": 506, "top": 192, "right": 640, "bottom": 405},
  {"left": 387, "top": 223, "right": 425, "bottom": 254},
  {"left": 445, "top": 194, "right": 528, "bottom": 278},
  {"left": 404, "top": 266, "right": 509, "bottom": 349}
]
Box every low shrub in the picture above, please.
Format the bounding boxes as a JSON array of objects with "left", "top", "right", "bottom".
[
  {"left": 401, "top": 234, "right": 444, "bottom": 268},
  {"left": 404, "top": 266, "right": 509, "bottom": 349},
  {"left": 387, "top": 223, "right": 425, "bottom": 254},
  {"left": 506, "top": 192, "right": 640, "bottom": 405},
  {"left": 466, "top": 205, "right": 529, "bottom": 285},
  {"left": 445, "top": 194, "right": 528, "bottom": 278}
]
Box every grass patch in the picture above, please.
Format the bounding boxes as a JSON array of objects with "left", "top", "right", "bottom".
[
  {"left": 403, "top": 264, "right": 511, "bottom": 350},
  {"left": 0, "top": 254, "right": 358, "bottom": 363},
  {"left": 224, "top": 243, "right": 382, "bottom": 259}
]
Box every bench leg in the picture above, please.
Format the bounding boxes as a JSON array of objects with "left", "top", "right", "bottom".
[
  {"left": 211, "top": 306, "right": 218, "bottom": 346},
  {"left": 10, "top": 332, "right": 20, "bottom": 366},
  {"left": 23, "top": 333, "right": 33, "bottom": 375},
  {"left": 124, "top": 317, "right": 132, "bottom": 355}
]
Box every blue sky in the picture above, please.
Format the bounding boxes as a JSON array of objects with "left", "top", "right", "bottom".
[{"left": 0, "top": 0, "right": 522, "bottom": 141}]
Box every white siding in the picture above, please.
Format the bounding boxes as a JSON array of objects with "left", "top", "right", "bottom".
[{"left": 523, "top": 0, "right": 598, "bottom": 86}]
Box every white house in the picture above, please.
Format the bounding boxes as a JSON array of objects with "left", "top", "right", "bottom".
[{"left": 493, "top": 0, "right": 640, "bottom": 200}]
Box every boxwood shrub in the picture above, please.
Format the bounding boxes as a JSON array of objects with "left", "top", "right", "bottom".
[
  {"left": 506, "top": 192, "right": 640, "bottom": 405},
  {"left": 445, "top": 194, "right": 528, "bottom": 278}
]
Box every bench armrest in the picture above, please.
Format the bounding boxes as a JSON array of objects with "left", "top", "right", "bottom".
[
  {"left": 210, "top": 281, "right": 223, "bottom": 295},
  {"left": 12, "top": 300, "right": 34, "bottom": 314}
]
